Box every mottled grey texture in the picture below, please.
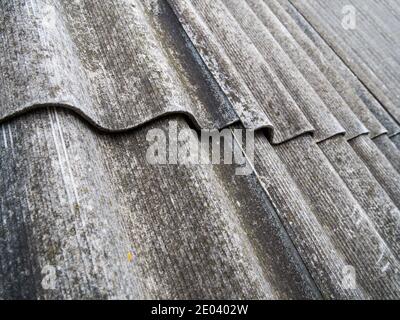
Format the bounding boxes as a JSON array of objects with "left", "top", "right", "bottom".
[
  {"left": 265, "top": 0, "right": 391, "bottom": 139},
  {"left": 253, "top": 133, "right": 365, "bottom": 299},
  {"left": 1, "top": 0, "right": 400, "bottom": 300},
  {"left": 168, "top": 0, "right": 316, "bottom": 144},
  {"left": 1, "top": 108, "right": 322, "bottom": 299},
  {"left": 274, "top": 135, "right": 400, "bottom": 299},
  {"left": 391, "top": 134, "right": 400, "bottom": 150},
  {"left": 373, "top": 135, "right": 400, "bottom": 173},
  {"left": 320, "top": 136, "right": 400, "bottom": 258},
  {"left": 0, "top": 0, "right": 246, "bottom": 131},
  {"left": 220, "top": 0, "right": 352, "bottom": 142},
  {"left": 290, "top": 0, "right": 400, "bottom": 124},
  {"left": 350, "top": 135, "right": 400, "bottom": 209},
  {"left": 238, "top": 0, "right": 369, "bottom": 140}
]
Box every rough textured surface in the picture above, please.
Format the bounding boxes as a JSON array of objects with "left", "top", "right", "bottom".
[
  {"left": 233, "top": 0, "right": 369, "bottom": 140},
  {"left": 1, "top": 0, "right": 400, "bottom": 300},
  {"left": 350, "top": 135, "right": 400, "bottom": 209},
  {"left": 278, "top": 0, "right": 399, "bottom": 139},
  {"left": 168, "top": 0, "right": 317, "bottom": 144},
  {"left": 374, "top": 135, "right": 400, "bottom": 173},
  {"left": 320, "top": 136, "right": 400, "bottom": 258},
  {"left": 274, "top": 135, "right": 400, "bottom": 299},
  {"left": 0, "top": 0, "right": 256, "bottom": 131},
  {"left": 1, "top": 109, "right": 321, "bottom": 300},
  {"left": 290, "top": 0, "right": 400, "bottom": 124}
]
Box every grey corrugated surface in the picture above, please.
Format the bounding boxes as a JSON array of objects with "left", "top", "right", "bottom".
[
  {"left": 1, "top": 0, "right": 400, "bottom": 300},
  {"left": 319, "top": 136, "right": 400, "bottom": 258},
  {"left": 279, "top": 0, "right": 400, "bottom": 138},
  {"left": 391, "top": 134, "right": 400, "bottom": 150},
  {"left": 273, "top": 135, "right": 400, "bottom": 299},
  {"left": 290, "top": 0, "right": 400, "bottom": 124},
  {"left": 239, "top": 0, "right": 369, "bottom": 140},
  {"left": 253, "top": 133, "right": 365, "bottom": 299},
  {"left": 0, "top": 0, "right": 247, "bottom": 130},
  {"left": 1, "top": 109, "right": 322, "bottom": 299},
  {"left": 168, "top": 0, "right": 317, "bottom": 144},
  {"left": 373, "top": 135, "right": 400, "bottom": 173},
  {"left": 266, "top": 0, "right": 391, "bottom": 139},
  {"left": 350, "top": 135, "right": 400, "bottom": 209},
  {"left": 220, "top": 0, "right": 356, "bottom": 142}
]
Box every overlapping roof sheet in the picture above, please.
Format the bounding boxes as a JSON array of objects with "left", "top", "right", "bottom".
[{"left": 1, "top": 0, "right": 400, "bottom": 299}]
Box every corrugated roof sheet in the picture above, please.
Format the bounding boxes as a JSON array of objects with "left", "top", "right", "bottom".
[
  {"left": 290, "top": 0, "right": 400, "bottom": 124},
  {"left": 1, "top": 0, "right": 400, "bottom": 299}
]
